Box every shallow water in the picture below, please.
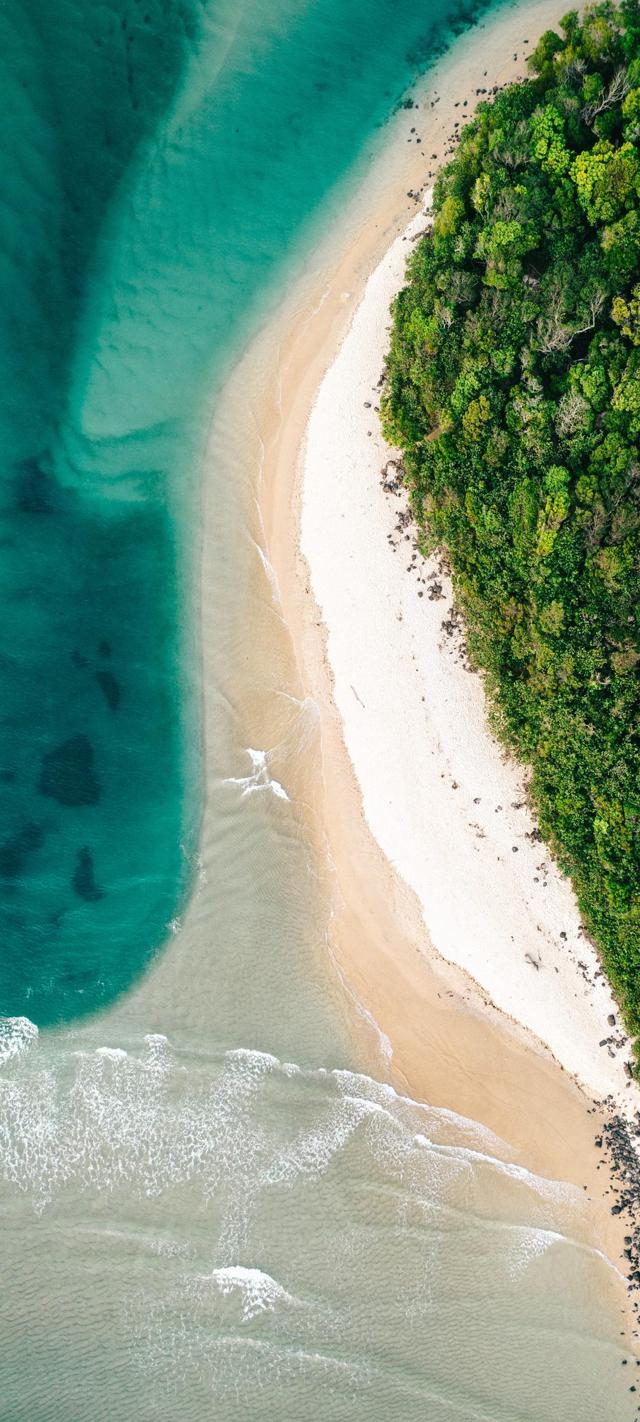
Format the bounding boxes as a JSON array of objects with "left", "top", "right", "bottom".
[
  {"left": 2, "top": 0, "right": 485, "bottom": 1025},
  {"left": 0, "top": 1024, "right": 634, "bottom": 1420},
  {"left": 1, "top": 0, "right": 637, "bottom": 1417}
]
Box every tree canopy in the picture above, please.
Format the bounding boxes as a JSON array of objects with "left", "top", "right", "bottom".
[{"left": 383, "top": 1, "right": 640, "bottom": 1044}]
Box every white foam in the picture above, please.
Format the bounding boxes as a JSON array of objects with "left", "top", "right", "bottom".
[
  {"left": 328, "top": 951, "right": 393, "bottom": 1064},
  {"left": 258, "top": 1093, "right": 384, "bottom": 1188},
  {"left": 0, "top": 1016, "right": 38, "bottom": 1067},
  {"left": 229, "top": 1046, "right": 281, "bottom": 1071},
  {"left": 222, "top": 746, "right": 290, "bottom": 801},
  {"left": 253, "top": 538, "right": 282, "bottom": 603},
  {"left": 505, "top": 1226, "right": 558, "bottom": 1281},
  {"left": 330, "top": 1067, "right": 511, "bottom": 1158},
  {"left": 413, "top": 1134, "right": 577, "bottom": 1206},
  {"left": 205, "top": 1265, "right": 300, "bottom": 1321},
  {"left": 0, "top": 1035, "right": 589, "bottom": 1258}
]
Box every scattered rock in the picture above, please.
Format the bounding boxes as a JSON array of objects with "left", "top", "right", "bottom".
[{"left": 599, "top": 1105, "right": 640, "bottom": 1315}]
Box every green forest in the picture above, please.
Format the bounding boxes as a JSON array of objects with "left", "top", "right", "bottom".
[{"left": 383, "top": 2, "right": 640, "bottom": 1048}]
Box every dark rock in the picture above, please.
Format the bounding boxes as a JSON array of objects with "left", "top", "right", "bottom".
[
  {"left": 38, "top": 735, "right": 100, "bottom": 807},
  {"left": 72, "top": 846, "right": 104, "bottom": 902},
  {"left": 99, "top": 639, "right": 112, "bottom": 659},
  {"left": 96, "top": 670, "right": 121, "bottom": 712},
  {"left": 608, "top": 1014, "right": 617, "bottom": 1026}
]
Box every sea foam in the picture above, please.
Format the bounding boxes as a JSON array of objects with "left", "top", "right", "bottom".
[
  {"left": 205, "top": 1266, "right": 301, "bottom": 1321},
  {"left": 0, "top": 1016, "right": 38, "bottom": 1066},
  {"left": 222, "top": 747, "right": 290, "bottom": 802}
]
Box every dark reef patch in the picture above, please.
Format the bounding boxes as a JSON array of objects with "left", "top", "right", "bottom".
[
  {"left": 14, "top": 458, "right": 60, "bottom": 516},
  {"left": 38, "top": 735, "right": 101, "bottom": 807},
  {"left": 96, "top": 669, "right": 121, "bottom": 711},
  {"left": 0, "top": 823, "right": 44, "bottom": 879},
  {"left": 72, "top": 846, "right": 104, "bottom": 902}
]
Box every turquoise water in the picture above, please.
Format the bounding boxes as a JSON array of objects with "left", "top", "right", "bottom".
[
  {"left": 1, "top": 2, "right": 638, "bottom": 1419},
  {"left": 0, "top": 0, "right": 485, "bottom": 1025}
]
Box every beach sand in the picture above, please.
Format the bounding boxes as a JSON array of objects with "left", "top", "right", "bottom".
[
  {"left": 298, "top": 196, "right": 634, "bottom": 1111},
  {"left": 132, "top": 0, "right": 639, "bottom": 1323},
  {"left": 234, "top": 0, "right": 640, "bottom": 1293}
]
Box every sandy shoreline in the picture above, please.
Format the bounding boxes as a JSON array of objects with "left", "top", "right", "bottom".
[
  {"left": 299, "top": 195, "right": 635, "bottom": 1110},
  {"left": 202, "top": 0, "right": 639, "bottom": 1318}
]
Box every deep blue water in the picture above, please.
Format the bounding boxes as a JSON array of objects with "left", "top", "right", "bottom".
[{"left": 0, "top": 0, "right": 486, "bottom": 1023}]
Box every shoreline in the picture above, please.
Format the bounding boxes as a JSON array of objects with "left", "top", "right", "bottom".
[
  {"left": 242, "top": 0, "right": 640, "bottom": 1313},
  {"left": 299, "top": 197, "right": 635, "bottom": 1111}
]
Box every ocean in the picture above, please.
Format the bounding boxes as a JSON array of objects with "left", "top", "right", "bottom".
[{"left": 0, "top": 0, "right": 635, "bottom": 1416}]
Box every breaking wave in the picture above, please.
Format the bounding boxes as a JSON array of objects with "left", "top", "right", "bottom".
[
  {"left": 0, "top": 1016, "right": 38, "bottom": 1066},
  {"left": 0, "top": 1030, "right": 628, "bottom": 1417}
]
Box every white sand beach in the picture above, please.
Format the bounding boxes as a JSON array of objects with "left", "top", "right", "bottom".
[{"left": 300, "top": 197, "right": 634, "bottom": 1109}]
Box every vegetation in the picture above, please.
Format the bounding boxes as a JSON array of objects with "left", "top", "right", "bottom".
[{"left": 383, "top": 2, "right": 640, "bottom": 1042}]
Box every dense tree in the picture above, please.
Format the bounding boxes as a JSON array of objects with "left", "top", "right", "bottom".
[{"left": 383, "top": 1, "right": 640, "bottom": 1045}]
